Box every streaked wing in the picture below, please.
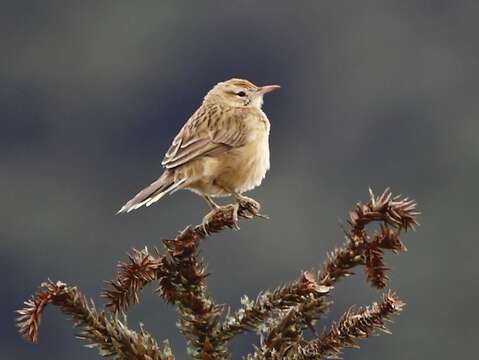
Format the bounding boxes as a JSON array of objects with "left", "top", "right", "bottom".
[{"left": 161, "top": 104, "right": 249, "bottom": 169}]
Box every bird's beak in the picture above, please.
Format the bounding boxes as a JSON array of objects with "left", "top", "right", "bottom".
[{"left": 257, "top": 85, "right": 281, "bottom": 94}]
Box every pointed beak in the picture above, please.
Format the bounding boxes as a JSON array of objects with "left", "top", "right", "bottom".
[{"left": 257, "top": 84, "right": 281, "bottom": 94}]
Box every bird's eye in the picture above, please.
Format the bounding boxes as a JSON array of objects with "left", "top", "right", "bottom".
[{"left": 236, "top": 91, "right": 246, "bottom": 97}]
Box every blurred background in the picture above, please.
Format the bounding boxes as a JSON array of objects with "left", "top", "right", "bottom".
[{"left": 2, "top": 1, "right": 477, "bottom": 359}]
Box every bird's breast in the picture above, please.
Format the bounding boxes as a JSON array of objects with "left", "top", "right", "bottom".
[
  {"left": 187, "top": 111, "right": 271, "bottom": 196},
  {"left": 220, "top": 125, "right": 270, "bottom": 193}
]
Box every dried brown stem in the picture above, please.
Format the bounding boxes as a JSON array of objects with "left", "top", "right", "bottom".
[
  {"left": 16, "top": 280, "right": 174, "bottom": 359},
  {"left": 103, "top": 247, "right": 166, "bottom": 314},
  {"left": 220, "top": 272, "right": 331, "bottom": 343},
  {"left": 244, "top": 189, "right": 418, "bottom": 358},
  {"left": 100, "top": 203, "right": 262, "bottom": 359},
  {"left": 16, "top": 189, "right": 419, "bottom": 360},
  {"left": 319, "top": 188, "right": 418, "bottom": 289},
  {"left": 298, "top": 291, "right": 405, "bottom": 359},
  {"left": 159, "top": 203, "right": 268, "bottom": 359}
]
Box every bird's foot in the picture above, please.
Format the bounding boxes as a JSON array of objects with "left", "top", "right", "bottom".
[
  {"left": 235, "top": 195, "right": 268, "bottom": 219},
  {"left": 201, "top": 204, "right": 240, "bottom": 234}
]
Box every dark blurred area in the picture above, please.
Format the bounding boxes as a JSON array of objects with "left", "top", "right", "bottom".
[{"left": 2, "top": 1, "right": 477, "bottom": 359}]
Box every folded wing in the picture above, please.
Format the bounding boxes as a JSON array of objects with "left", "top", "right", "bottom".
[{"left": 161, "top": 105, "right": 249, "bottom": 169}]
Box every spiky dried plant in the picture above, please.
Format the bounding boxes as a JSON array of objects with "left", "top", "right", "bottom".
[{"left": 16, "top": 188, "right": 419, "bottom": 359}]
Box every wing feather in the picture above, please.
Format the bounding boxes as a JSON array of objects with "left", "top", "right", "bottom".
[{"left": 161, "top": 104, "right": 249, "bottom": 169}]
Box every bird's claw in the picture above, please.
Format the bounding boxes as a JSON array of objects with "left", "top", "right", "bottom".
[
  {"left": 201, "top": 204, "right": 240, "bottom": 234},
  {"left": 236, "top": 196, "right": 268, "bottom": 219},
  {"left": 201, "top": 197, "right": 267, "bottom": 234}
]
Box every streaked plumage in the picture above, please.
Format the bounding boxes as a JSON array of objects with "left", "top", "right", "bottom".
[{"left": 118, "top": 78, "right": 279, "bottom": 225}]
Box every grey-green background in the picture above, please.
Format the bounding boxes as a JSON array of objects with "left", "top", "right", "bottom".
[{"left": 2, "top": 1, "right": 477, "bottom": 359}]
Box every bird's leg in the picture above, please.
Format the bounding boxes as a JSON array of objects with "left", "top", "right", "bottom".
[
  {"left": 201, "top": 194, "right": 239, "bottom": 233},
  {"left": 202, "top": 194, "right": 220, "bottom": 210},
  {"left": 201, "top": 194, "right": 220, "bottom": 233}
]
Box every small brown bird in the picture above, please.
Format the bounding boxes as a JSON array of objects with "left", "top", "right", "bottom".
[{"left": 118, "top": 78, "right": 280, "bottom": 227}]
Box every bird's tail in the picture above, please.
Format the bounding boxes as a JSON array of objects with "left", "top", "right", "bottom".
[{"left": 117, "top": 171, "right": 186, "bottom": 213}]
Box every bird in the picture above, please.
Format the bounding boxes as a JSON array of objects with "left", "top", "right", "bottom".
[{"left": 118, "top": 78, "right": 280, "bottom": 229}]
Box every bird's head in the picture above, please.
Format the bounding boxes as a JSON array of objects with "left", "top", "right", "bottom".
[{"left": 205, "top": 78, "right": 280, "bottom": 109}]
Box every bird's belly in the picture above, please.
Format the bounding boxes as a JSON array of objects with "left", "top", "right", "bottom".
[
  {"left": 183, "top": 132, "right": 270, "bottom": 197},
  {"left": 214, "top": 135, "right": 270, "bottom": 195}
]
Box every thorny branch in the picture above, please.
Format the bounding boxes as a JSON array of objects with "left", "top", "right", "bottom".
[
  {"left": 298, "top": 291, "right": 405, "bottom": 359},
  {"left": 228, "top": 188, "right": 418, "bottom": 358},
  {"left": 17, "top": 189, "right": 419, "bottom": 360},
  {"left": 103, "top": 247, "right": 166, "bottom": 314},
  {"left": 17, "top": 280, "right": 174, "bottom": 360}
]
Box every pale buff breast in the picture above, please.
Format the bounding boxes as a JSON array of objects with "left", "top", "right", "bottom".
[
  {"left": 182, "top": 112, "right": 270, "bottom": 197},
  {"left": 216, "top": 129, "right": 270, "bottom": 194}
]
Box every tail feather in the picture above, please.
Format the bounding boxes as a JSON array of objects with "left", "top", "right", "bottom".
[
  {"left": 117, "top": 171, "right": 185, "bottom": 213},
  {"left": 145, "top": 178, "right": 186, "bottom": 207}
]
